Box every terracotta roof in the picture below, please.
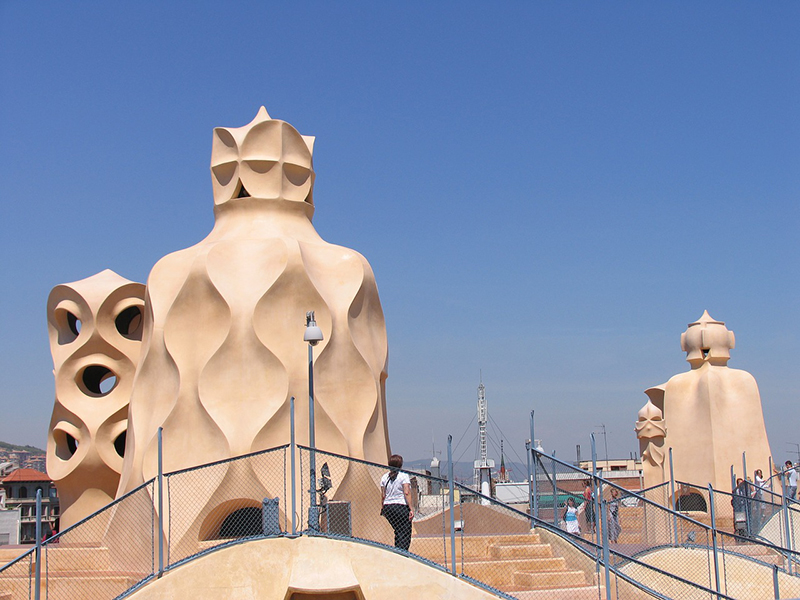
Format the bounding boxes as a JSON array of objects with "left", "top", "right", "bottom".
[{"left": 1, "top": 468, "right": 51, "bottom": 483}]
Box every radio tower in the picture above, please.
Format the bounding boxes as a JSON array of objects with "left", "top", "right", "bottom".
[{"left": 474, "top": 380, "right": 495, "bottom": 503}]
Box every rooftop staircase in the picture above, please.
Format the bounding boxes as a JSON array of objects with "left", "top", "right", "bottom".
[{"left": 411, "top": 530, "right": 605, "bottom": 599}]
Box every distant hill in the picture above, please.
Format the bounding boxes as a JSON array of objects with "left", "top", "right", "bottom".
[{"left": 0, "top": 440, "right": 46, "bottom": 454}]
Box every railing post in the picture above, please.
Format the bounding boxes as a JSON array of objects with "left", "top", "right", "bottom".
[
  {"left": 532, "top": 450, "right": 539, "bottom": 521},
  {"left": 599, "top": 497, "right": 612, "bottom": 600},
  {"left": 742, "top": 452, "right": 751, "bottom": 537},
  {"left": 781, "top": 474, "right": 793, "bottom": 575},
  {"left": 290, "top": 396, "right": 297, "bottom": 536},
  {"left": 743, "top": 452, "right": 748, "bottom": 487},
  {"left": 308, "top": 343, "right": 319, "bottom": 532},
  {"left": 591, "top": 434, "right": 600, "bottom": 547},
  {"left": 590, "top": 432, "right": 601, "bottom": 590},
  {"left": 157, "top": 426, "right": 164, "bottom": 577},
  {"left": 770, "top": 456, "right": 774, "bottom": 494},
  {"left": 529, "top": 410, "right": 535, "bottom": 524},
  {"left": 531, "top": 413, "right": 539, "bottom": 521},
  {"left": 447, "top": 434, "right": 456, "bottom": 576},
  {"left": 525, "top": 440, "right": 533, "bottom": 526},
  {"left": 34, "top": 489, "right": 41, "bottom": 600},
  {"left": 551, "top": 453, "right": 558, "bottom": 529},
  {"left": 708, "top": 484, "right": 722, "bottom": 597},
  {"left": 669, "top": 448, "right": 677, "bottom": 546},
  {"left": 773, "top": 563, "right": 780, "bottom": 599}
]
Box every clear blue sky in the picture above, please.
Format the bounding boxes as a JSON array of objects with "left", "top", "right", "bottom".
[{"left": 1, "top": 3, "right": 798, "bottom": 472}]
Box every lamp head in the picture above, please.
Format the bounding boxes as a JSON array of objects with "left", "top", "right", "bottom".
[
  {"left": 304, "top": 310, "right": 323, "bottom": 346},
  {"left": 318, "top": 462, "right": 332, "bottom": 494}
]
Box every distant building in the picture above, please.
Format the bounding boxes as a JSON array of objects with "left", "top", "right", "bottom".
[
  {"left": 0, "top": 468, "right": 60, "bottom": 543},
  {"left": 0, "top": 506, "right": 21, "bottom": 546},
  {"left": 578, "top": 457, "right": 642, "bottom": 473},
  {"left": 0, "top": 447, "right": 47, "bottom": 474}
]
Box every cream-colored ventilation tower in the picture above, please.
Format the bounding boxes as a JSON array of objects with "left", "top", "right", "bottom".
[
  {"left": 46, "top": 270, "right": 145, "bottom": 529},
  {"left": 47, "top": 108, "right": 391, "bottom": 535},
  {"left": 636, "top": 311, "right": 773, "bottom": 492}
]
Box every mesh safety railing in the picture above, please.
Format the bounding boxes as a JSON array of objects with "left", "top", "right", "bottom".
[
  {"left": 163, "top": 444, "right": 289, "bottom": 568},
  {"left": 0, "top": 479, "right": 158, "bottom": 600},
  {"left": 297, "top": 445, "right": 454, "bottom": 572},
  {"left": 296, "top": 445, "right": 740, "bottom": 599},
  {"left": 681, "top": 481, "right": 782, "bottom": 540},
  {"left": 6, "top": 441, "right": 800, "bottom": 600},
  {"left": 679, "top": 479, "right": 800, "bottom": 554},
  {"left": 533, "top": 448, "right": 800, "bottom": 599},
  {"left": 0, "top": 547, "right": 34, "bottom": 600},
  {"left": 45, "top": 479, "right": 157, "bottom": 600}
]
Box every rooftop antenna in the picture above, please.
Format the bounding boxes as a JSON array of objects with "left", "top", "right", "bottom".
[
  {"left": 499, "top": 439, "right": 508, "bottom": 483},
  {"left": 474, "top": 377, "right": 494, "bottom": 503},
  {"left": 594, "top": 423, "right": 609, "bottom": 464},
  {"left": 786, "top": 442, "right": 800, "bottom": 463}
]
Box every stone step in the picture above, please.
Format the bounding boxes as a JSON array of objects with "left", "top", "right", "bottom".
[
  {"left": 39, "top": 546, "right": 113, "bottom": 572},
  {"left": 411, "top": 532, "right": 540, "bottom": 561},
  {"left": 489, "top": 543, "right": 554, "bottom": 560},
  {"left": 512, "top": 568, "right": 592, "bottom": 589},
  {"left": 507, "top": 556, "right": 567, "bottom": 572},
  {"left": 1, "top": 546, "right": 114, "bottom": 575},
  {"left": 503, "top": 585, "right": 604, "bottom": 599},
  {"left": 462, "top": 557, "right": 567, "bottom": 588},
  {"left": 0, "top": 548, "right": 29, "bottom": 567}
]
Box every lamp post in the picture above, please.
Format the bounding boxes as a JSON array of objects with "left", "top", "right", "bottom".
[{"left": 304, "top": 311, "right": 323, "bottom": 531}]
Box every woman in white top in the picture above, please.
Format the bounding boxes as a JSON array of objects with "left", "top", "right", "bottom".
[
  {"left": 380, "top": 454, "right": 414, "bottom": 550},
  {"left": 754, "top": 468, "right": 768, "bottom": 530},
  {"left": 754, "top": 469, "right": 767, "bottom": 498}
]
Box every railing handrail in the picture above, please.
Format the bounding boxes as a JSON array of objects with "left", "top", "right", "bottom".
[
  {"left": 0, "top": 545, "right": 35, "bottom": 573},
  {"left": 673, "top": 478, "right": 800, "bottom": 564},
  {"left": 164, "top": 443, "right": 291, "bottom": 477},
  {"left": 47, "top": 477, "right": 157, "bottom": 543},
  {"left": 5, "top": 442, "right": 785, "bottom": 600},
  {"left": 533, "top": 448, "right": 715, "bottom": 531},
  {"left": 533, "top": 448, "right": 800, "bottom": 569}
]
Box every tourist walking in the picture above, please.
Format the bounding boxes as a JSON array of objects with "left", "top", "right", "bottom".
[
  {"left": 563, "top": 497, "right": 581, "bottom": 535},
  {"left": 583, "top": 480, "right": 596, "bottom": 534},
  {"left": 732, "top": 478, "right": 749, "bottom": 537},
  {"left": 607, "top": 488, "right": 622, "bottom": 543},
  {"left": 783, "top": 461, "right": 798, "bottom": 501},
  {"left": 380, "top": 454, "right": 414, "bottom": 550},
  {"left": 753, "top": 469, "right": 768, "bottom": 530}
]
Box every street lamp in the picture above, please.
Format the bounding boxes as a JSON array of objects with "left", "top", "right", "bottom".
[{"left": 304, "top": 311, "right": 323, "bottom": 531}]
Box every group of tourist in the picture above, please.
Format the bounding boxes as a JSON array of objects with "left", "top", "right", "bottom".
[
  {"left": 730, "top": 461, "right": 799, "bottom": 537},
  {"left": 378, "top": 456, "right": 800, "bottom": 552},
  {"left": 562, "top": 480, "right": 622, "bottom": 543}
]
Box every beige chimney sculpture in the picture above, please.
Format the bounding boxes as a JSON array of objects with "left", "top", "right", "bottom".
[
  {"left": 636, "top": 311, "right": 773, "bottom": 492},
  {"left": 46, "top": 108, "right": 391, "bottom": 534},
  {"left": 46, "top": 270, "right": 145, "bottom": 528},
  {"left": 111, "top": 107, "right": 390, "bottom": 537}
]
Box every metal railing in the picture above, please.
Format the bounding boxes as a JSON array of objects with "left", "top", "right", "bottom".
[
  {"left": 530, "top": 443, "right": 800, "bottom": 599},
  {"left": 4, "top": 429, "right": 799, "bottom": 599}
]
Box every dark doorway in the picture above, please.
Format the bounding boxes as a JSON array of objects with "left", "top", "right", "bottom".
[
  {"left": 676, "top": 492, "right": 707, "bottom": 512},
  {"left": 218, "top": 507, "right": 262, "bottom": 538}
]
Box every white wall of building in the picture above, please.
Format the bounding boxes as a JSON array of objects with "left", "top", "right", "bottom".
[{"left": 0, "top": 508, "right": 21, "bottom": 546}]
